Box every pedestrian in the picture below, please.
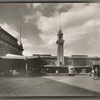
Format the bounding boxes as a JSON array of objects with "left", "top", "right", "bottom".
[
  {"left": 95, "top": 67, "right": 98, "bottom": 77},
  {"left": 56, "top": 69, "right": 59, "bottom": 74},
  {"left": 91, "top": 69, "right": 97, "bottom": 79},
  {"left": 1, "top": 72, "right": 4, "bottom": 78}
]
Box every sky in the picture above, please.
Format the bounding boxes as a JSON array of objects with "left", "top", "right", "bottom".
[{"left": 0, "top": 3, "right": 100, "bottom": 57}]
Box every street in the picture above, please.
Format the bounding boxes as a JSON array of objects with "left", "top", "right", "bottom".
[{"left": 0, "top": 75, "right": 100, "bottom": 97}]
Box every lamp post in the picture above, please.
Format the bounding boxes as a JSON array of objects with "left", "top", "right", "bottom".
[
  {"left": 95, "top": 56, "right": 98, "bottom": 65},
  {"left": 25, "top": 56, "right": 28, "bottom": 77}
]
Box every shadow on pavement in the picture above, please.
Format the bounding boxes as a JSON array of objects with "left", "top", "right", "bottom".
[
  {"left": 39, "top": 77, "right": 100, "bottom": 97},
  {"left": 0, "top": 77, "right": 100, "bottom": 98}
]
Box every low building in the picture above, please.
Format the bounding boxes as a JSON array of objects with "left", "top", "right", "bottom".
[
  {"left": 32, "top": 54, "right": 100, "bottom": 73},
  {"left": 33, "top": 54, "right": 100, "bottom": 67}
]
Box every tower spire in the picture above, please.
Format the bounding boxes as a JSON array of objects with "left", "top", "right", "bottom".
[{"left": 60, "top": 13, "right": 62, "bottom": 30}]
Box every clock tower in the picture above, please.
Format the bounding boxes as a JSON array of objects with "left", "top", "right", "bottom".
[{"left": 56, "top": 28, "right": 64, "bottom": 66}]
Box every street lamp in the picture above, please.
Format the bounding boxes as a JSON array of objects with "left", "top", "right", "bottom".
[
  {"left": 95, "top": 56, "right": 98, "bottom": 65},
  {"left": 25, "top": 56, "right": 28, "bottom": 77},
  {"left": 95, "top": 56, "right": 100, "bottom": 65}
]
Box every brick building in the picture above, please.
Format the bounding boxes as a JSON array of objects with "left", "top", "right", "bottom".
[{"left": 0, "top": 26, "right": 23, "bottom": 56}]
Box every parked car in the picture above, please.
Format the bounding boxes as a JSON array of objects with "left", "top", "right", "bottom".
[
  {"left": 68, "top": 66, "right": 75, "bottom": 75},
  {"left": 10, "top": 70, "right": 20, "bottom": 77}
]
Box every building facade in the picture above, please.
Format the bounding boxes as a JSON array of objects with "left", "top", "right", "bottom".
[
  {"left": 33, "top": 54, "right": 100, "bottom": 67},
  {"left": 0, "top": 26, "right": 23, "bottom": 56}
]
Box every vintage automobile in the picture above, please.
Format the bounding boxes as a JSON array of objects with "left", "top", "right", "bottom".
[
  {"left": 68, "top": 66, "right": 75, "bottom": 76},
  {"left": 10, "top": 70, "right": 20, "bottom": 77}
]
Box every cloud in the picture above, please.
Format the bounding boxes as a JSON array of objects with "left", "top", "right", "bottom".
[
  {"left": 26, "top": 3, "right": 30, "bottom": 9},
  {"left": 16, "top": 3, "right": 100, "bottom": 56},
  {"left": 56, "top": 3, "right": 100, "bottom": 30},
  {"left": 26, "top": 3, "right": 46, "bottom": 10},
  {"left": 35, "top": 3, "right": 100, "bottom": 56},
  {"left": 24, "top": 3, "right": 59, "bottom": 24},
  {"left": 21, "top": 38, "right": 33, "bottom": 50},
  {"left": 56, "top": 3, "right": 72, "bottom": 13},
  {"left": 69, "top": 3, "right": 89, "bottom": 11},
  {"left": 21, "top": 38, "right": 35, "bottom": 56},
  {"left": 33, "top": 3, "right": 42, "bottom": 9},
  {"left": 0, "top": 23, "right": 19, "bottom": 39},
  {"left": 26, "top": 3, "right": 42, "bottom": 9},
  {"left": 55, "top": 3, "right": 90, "bottom": 14},
  {"left": 23, "top": 51, "right": 33, "bottom": 56},
  {"left": 23, "top": 10, "right": 42, "bottom": 24},
  {"left": 24, "top": 15, "right": 35, "bottom": 23}
]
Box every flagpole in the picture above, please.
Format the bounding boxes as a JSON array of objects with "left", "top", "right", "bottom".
[{"left": 20, "top": 24, "right": 22, "bottom": 45}]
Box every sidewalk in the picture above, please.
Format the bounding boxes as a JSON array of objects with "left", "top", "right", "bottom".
[
  {"left": 45, "top": 73, "right": 89, "bottom": 76},
  {"left": 44, "top": 75, "right": 100, "bottom": 94}
]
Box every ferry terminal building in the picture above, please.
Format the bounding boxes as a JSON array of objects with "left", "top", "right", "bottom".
[
  {"left": 33, "top": 29, "right": 100, "bottom": 73},
  {"left": 32, "top": 28, "right": 100, "bottom": 73},
  {"left": 0, "top": 26, "right": 100, "bottom": 75},
  {"left": 33, "top": 54, "right": 100, "bottom": 73}
]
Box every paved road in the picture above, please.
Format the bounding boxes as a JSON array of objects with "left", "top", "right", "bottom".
[{"left": 0, "top": 75, "right": 100, "bottom": 97}]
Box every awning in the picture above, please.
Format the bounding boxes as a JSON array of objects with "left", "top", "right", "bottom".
[{"left": 0, "top": 54, "right": 38, "bottom": 60}]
